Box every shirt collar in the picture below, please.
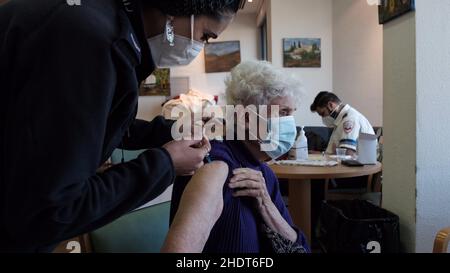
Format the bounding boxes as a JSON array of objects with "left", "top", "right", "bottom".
[
  {"left": 334, "top": 104, "right": 351, "bottom": 126},
  {"left": 118, "top": 0, "right": 156, "bottom": 82}
]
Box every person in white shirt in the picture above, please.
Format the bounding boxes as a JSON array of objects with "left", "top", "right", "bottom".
[{"left": 310, "top": 91, "right": 375, "bottom": 156}]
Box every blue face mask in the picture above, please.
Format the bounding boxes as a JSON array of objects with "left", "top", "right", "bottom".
[
  {"left": 240, "top": 108, "right": 297, "bottom": 160},
  {"left": 260, "top": 116, "right": 297, "bottom": 160}
]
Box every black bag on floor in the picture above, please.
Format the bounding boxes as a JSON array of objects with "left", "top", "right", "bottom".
[{"left": 317, "top": 200, "right": 400, "bottom": 253}]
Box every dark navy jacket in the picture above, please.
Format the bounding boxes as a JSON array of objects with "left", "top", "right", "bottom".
[{"left": 0, "top": 0, "right": 175, "bottom": 252}]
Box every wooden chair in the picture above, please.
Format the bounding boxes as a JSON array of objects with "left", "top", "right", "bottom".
[{"left": 433, "top": 227, "right": 450, "bottom": 253}]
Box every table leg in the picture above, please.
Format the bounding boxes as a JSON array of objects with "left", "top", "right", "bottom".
[{"left": 288, "top": 179, "right": 311, "bottom": 244}]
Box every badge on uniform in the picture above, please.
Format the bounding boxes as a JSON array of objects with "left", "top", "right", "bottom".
[{"left": 343, "top": 120, "right": 354, "bottom": 134}]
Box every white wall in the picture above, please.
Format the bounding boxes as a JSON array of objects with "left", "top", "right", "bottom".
[
  {"left": 332, "top": 0, "right": 383, "bottom": 127},
  {"left": 415, "top": 0, "right": 450, "bottom": 253},
  {"left": 137, "top": 13, "right": 259, "bottom": 121},
  {"left": 383, "top": 0, "right": 450, "bottom": 253},
  {"left": 382, "top": 12, "right": 417, "bottom": 253},
  {"left": 268, "top": 0, "right": 333, "bottom": 126}
]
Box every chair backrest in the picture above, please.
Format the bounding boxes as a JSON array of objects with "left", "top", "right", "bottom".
[
  {"left": 89, "top": 201, "right": 171, "bottom": 253},
  {"left": 110, "top": 149, "right": 147, "bottom": 164},
  {"left": 91, "top": 149, "right": 170, "bottom": 253},
  {"left": 303, "top": 126, "right": 333, "bottom": 152},
  {"left": 433, "top": 227, "right": 450, "bottom": 253}
]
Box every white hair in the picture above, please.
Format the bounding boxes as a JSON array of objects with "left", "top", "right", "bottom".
[{"left": 225, "top": 61, "right": 303, "bottom": 106}]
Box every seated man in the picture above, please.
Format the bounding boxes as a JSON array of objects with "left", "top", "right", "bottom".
[
  {"left": 309, "top": 92, "right": 377, "bottom": 244},
  {"left": 168, "top": 61, "right": 310, "bottom": 253},
  {"left": 310, "top": 91, "right": 375, "bottom": 156}
]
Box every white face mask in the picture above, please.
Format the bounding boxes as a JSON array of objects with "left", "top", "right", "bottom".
[
  {"left": 322, "top": 116, "right": 335, "bottom": 128},
  {"left": 147, "top": 15, "right": 204, "bottom": 68},
  {"left": 321, "top": 103, "right": 341, "bottom": 128}
]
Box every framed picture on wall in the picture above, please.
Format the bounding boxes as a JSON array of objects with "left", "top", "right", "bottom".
[
  {"left": 204, "top": 41, "right": 241, "bottom": 73},
  {"left": 140, "top": 68, "right": 170, "bottom": 96},
  {"left": 283, "top": 38, "right": 321, "bottom": 68},
  {"left": 379, "top": 0, "right": 415, "bottom": 24}
]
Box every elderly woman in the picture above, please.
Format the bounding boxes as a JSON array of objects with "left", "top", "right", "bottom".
[{"left": 166, "top": 61, "right": 310, "bottom": 253}]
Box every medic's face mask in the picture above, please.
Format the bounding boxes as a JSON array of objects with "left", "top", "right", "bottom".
[
  {"left": 147, "top": 15, "right": 204, "bottom": 67},
  {"left": 321, "top": 103, "right": 342, "bottom": 128}
]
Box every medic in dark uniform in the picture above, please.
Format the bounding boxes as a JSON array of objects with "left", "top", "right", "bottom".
[{"left": 0, "top": 0, "right": 244, "bottom": 252}]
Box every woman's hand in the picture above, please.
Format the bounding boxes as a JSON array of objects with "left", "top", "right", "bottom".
[
  {"left": 229, "top": 168, "right": 272, "bottom": 209},
  {"left": 229, "top": 168, "right": 298, "bottom": 243}
]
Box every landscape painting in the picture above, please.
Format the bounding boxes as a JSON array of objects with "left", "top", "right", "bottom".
[
  {"left": 283, "top": 38, "right": 321, "bottom": 68},
  {"left": 140, "top": 68, "right": 170, "bottom": 96},
  {"left": 379, "top": 0, "right": 415, "bottom": 24},
  {"left": 205, "top": 41, "right": 241, "bottom": 73}
]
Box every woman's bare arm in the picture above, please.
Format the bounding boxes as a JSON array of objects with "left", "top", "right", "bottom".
[{"left": 161, "top": 161, "right": 229, "bottom": 253}]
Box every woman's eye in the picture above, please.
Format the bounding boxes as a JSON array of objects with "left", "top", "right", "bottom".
[
  {"left": 280, "top": 109, "right": 291, "bottom": 116},
  {"left": 201, "top": 34, "right": 210, "bottom": 44},
  {"left": 201, "top": 32, "right": 218, "bottom": 44}
]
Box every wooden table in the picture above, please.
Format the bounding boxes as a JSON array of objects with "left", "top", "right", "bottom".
[{"left": 269, "top": 161, "right": 382, "bottom": 243}]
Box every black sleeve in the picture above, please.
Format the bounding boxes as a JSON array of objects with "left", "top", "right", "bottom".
[
  {"left": 121, "top": 117, "right": 175, "bottom": 150},
  {"left": 2, "top": 5, "right": 175, "bottom": 249}
]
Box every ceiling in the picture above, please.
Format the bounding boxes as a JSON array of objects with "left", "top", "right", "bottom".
[{"left": 241, "top": 0, "right": 262, "bottom": 14}]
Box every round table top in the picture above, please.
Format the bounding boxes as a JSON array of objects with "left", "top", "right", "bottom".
[{"left": 269, "top": 162, "right": 382, "bottom": 180}]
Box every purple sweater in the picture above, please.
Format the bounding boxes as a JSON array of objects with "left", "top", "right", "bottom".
[{"left": 170, "top": 140, "right": 310, "bottom": 253}]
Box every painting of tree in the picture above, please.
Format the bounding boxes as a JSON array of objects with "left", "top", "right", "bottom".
[{"left": 283, "top": 38, "right": 321, "bottom": 68}]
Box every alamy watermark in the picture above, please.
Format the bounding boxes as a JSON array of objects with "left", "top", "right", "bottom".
[{"left": 170, "top": 105, "right": 282, "bottom": 152}]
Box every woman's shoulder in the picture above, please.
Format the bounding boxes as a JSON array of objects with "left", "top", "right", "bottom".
[
  {"left": 259, "top": 161, "right": 276, "bottom": 176},
  {"left": 210, "top": 140, "right": 235, "bottom": 163}
]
